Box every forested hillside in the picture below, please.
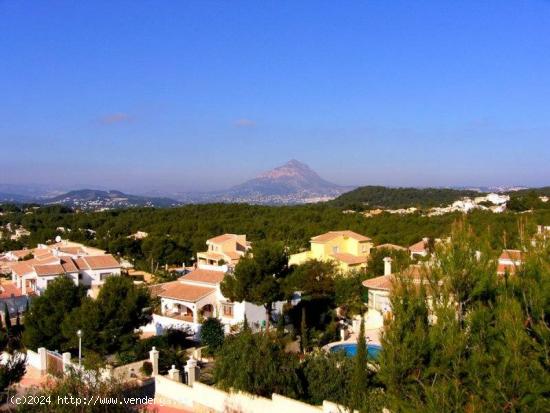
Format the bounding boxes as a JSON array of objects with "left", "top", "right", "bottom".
[
  {"left": 2, "top": 203, "right": 549, "bottom": 273},
  {"left": 331, "top": 186, "right": 481, "bottom": 209}
]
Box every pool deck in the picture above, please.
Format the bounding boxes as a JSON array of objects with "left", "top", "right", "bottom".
[{"left": 324, "top": 327, "right": 382, "bottom": 352}]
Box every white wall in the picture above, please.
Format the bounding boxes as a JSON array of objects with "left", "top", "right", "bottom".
[
  {"left": 155, "top": 375, "right": 326, "bottom": 413},
  {"left": 80, "top": 267, "right": 121, "bottom": 287}
]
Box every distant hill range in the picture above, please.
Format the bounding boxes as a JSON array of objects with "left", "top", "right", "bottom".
[
  {"left": 330, "top": 186, "right": 484, "bottom": 209},
  {"left": 41, "top": 189, "right": 180, "bottom": 209},
  {"left": 0, "top": 189, "right": 179, "bottom": 210},
  {"left": 178, "top": 159, "right": 353, "bottom": 204}
]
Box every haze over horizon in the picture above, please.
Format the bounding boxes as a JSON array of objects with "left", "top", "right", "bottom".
[{"left": 2, "top": 1, "right": 550, "bottom": 193}]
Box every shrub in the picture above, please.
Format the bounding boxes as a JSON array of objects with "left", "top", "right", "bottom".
[
  {"left": 200, "top": 318, "right": 225, "bottom": 351},
  {"left": 140, "top": 361, "right": 153, "bottom": 377}
]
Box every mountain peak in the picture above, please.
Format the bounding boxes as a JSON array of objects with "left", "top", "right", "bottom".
[{"left": 258, "top": 159, "right": 314, "bottom": 179}]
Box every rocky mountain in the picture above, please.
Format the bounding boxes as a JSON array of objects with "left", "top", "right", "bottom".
[
  {"left": 181, "top": 160, "right": 352, "bottom": 204},
  {"left": 43, "top": 189, "right": 180, "bottom": 210}
]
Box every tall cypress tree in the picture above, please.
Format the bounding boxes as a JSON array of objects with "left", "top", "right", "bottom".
[
  {"left": 3, "top": 303, "right": 11, "bottom": 333},
  {"left": 350, "top": 316, "right": 369, "bottom": 409},
  {"left": 300, "top": 307, "right": 308, "bottom": 353}
]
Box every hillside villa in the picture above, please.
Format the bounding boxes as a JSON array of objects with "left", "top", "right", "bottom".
[
  {"left": 196, "top": 234, "right": 251, "bottom": 269},
  {"left": 146, "top": 267, "right": 282, "bottom": 336},
  {"left": 362, "top": 258, "right": 429, "bottom": 328},
  {"left": 288, "top": 230, "right": 373, "bottom": 271},
  {"left": 6, "top": 240, "right": 121, "bottom": 296},
  {"left": 144, "top": 234, "right": 284, "bottom": 337}
]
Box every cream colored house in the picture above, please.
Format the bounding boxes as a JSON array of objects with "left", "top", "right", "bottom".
[
  {"left": 196, "top": 234, "right": 251, "bottom": 268},
  {"left": 289, "top": 230, "right": 373, "bottom": 272},
  {"left": 146, "top": 267, "right": 283, "bottom": 336}
]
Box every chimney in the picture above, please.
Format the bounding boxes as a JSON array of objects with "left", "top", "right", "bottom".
[{"left": 383, "top": 257, "right": 393, "bottom": 276}]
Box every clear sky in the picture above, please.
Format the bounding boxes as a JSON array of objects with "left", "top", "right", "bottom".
[{"left": 1, "top": 1, "right": 549, "bottom": 193}]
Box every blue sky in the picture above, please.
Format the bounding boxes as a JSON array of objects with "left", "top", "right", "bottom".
[{"left": 1, "top": 1, "right": 549, "bottom": 193}]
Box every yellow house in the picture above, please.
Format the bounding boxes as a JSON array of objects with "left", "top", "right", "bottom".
[
  {"left": 196, "top": 234, "right": 251, "bottom": 268},
  {"left": 289, "top": 230, "right": 373, "bottom": 272}
]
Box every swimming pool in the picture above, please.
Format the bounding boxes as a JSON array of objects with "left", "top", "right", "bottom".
[{"left": 329, "top": 343, "right": 382, "bottom": 359}]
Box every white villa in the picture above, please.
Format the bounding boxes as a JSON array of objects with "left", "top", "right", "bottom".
[
  {"left": 146, "top": 266, "right": 277, "bottom": 336},
  {"left": 7, "top": 240, "right": 121, "bottom": 296},
  {"left": 144, "top": 234, "right": 282, "bottom": 337}
]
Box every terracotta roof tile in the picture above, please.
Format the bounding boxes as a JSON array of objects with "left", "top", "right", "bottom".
[
  {"left": 311, "top": 231, "right": 371, "bottom": 243},
  {"left": 0, "top": 281, "right": 24, "bottom": 299},
  {"left": 8, "top": 262, "right": 34, "bottom": 276},
  {"left": 179, "top": 268, "right": 225, "bottom": 285},
  {"left": 409, "top": 239, "right": 429, "bottom": 253},
  {"left": 362, "top": 265, "right": 425, "bottom": 291},
  {"left": 208, "top": 234, "right": 239, "bottom": 244},
  {"left": 81, "top": 255, "right": 120, "bottom": 270},
  {"left": 330, "top": 252, "right": 368, "bottom": 265},
  {"left": 152, "top": 281, "right": 215, "bottom": 302},
  {"left": 34, "top": 264, "right": 65, "bottom": 277}
]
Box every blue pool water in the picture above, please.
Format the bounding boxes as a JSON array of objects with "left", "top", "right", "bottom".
[{"left": 329, "top": 343, "right": 382, "bottom": 359}]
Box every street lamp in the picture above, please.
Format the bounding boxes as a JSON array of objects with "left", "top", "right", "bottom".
[{"left": 77, "top": 330, "right": 82, "bottom": 367}]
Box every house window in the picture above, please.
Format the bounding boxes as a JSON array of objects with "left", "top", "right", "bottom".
[
  {"left": 361, "top": 245, "right": 368, "bottom": 253},
  {"left": 222, "top": 304, "right": 233, "bottom": 317},
  {"left": 332, "top": 245, "right": 339, "bottom": 254},
  {"left": 100, "top": 272, "right": 112, "bottom": 281}
]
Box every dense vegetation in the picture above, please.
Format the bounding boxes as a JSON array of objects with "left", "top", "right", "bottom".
[
  {"left": 2, "top": 203, "right": 550, "bottom": 274},
  {"left": 212, "top": 225, "right": 550, "bottom": 412},
  {"left": 330, "top": 185, "right": 481, "bottom": 209},
  {"left": 379, "top": 225, "right": 550, "bottom": 412},
  {"left": 23, "top": 277, "right": 152, "bottom": 359}
]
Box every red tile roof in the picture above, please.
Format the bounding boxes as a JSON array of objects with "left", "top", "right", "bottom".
[
  {"left": 8, "top": 262, "right": 34, "bottom": 276},
  {"left": 80, "top": 255, "right": 120, "bottom": 270},
  {"left": 409, "top": 239, "right": 428, "bottom": 253},
  {"left": 152, "top": 281, "right": 215, "bottom": 302},
  {"left": 34, "top": 264, "right": 65, "bottom": 277},
  {"left": 330, "top": 252, "right": 368, "bottom": 265},
  {"left": 362, "top": 265, "right": 425, "bottom": 292},
  {"left": 311, "top": 231, "right": 371, "bottom": 243},
  {"left": 208, "top": 234, "right": 239, "bottom": 244},
  {"left": 179, "top": 268, "right": 225, "bottom": 285},
  {"left": 0, "top": 281, "right": 24, "bottom": 299}
]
